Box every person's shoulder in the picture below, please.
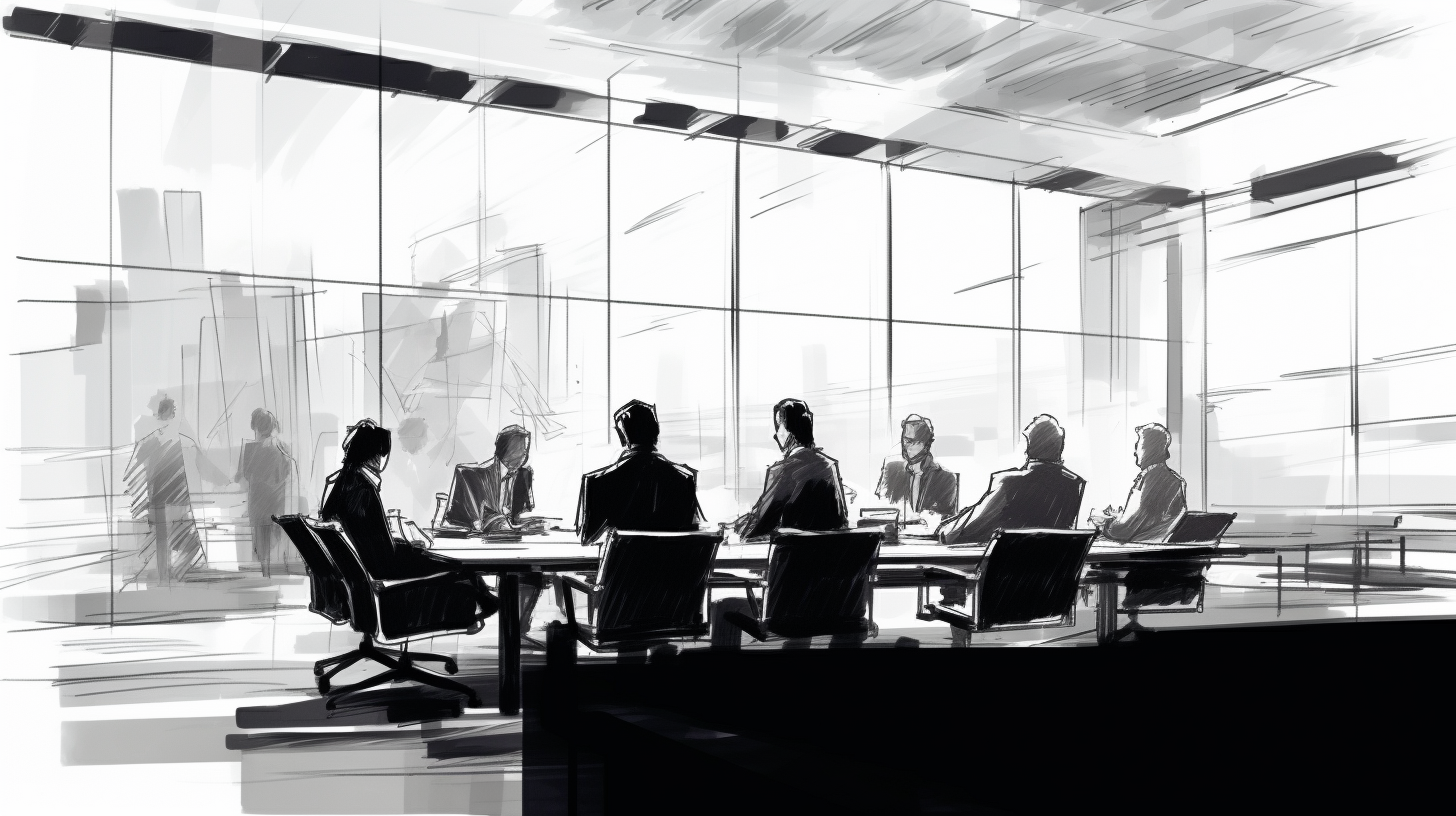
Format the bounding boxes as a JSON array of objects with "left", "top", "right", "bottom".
[
  {"left": 809, "top": 448, "right": 839, "bottom": 467},
  {"left": 650, "top": 452, "right": 697, "bottom": 480},
  {"left": 1150, "top": 462, "right": 1185, "bottom": 486},
  {"left": 583, "top": 458, "right": 622, "bottom": 481},
  {"left": 1058, "top": 465, "right": 1086, "bottom": 484},
  {"left": 989, "top": 465, "right": 1021, "bottom": 481}
]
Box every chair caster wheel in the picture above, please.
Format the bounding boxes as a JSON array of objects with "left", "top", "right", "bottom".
[
  {"left": 313, "top": 665, "right": 325, "bottom": 677},
  {"left": 466, "top": 696, "right": 483, "bottom": 709},
  {"left": 317, "top": 678, "right": 331, "bottom": 694},
  {"left": 443, "top": 659, "right": 459, "bottom": 675}
]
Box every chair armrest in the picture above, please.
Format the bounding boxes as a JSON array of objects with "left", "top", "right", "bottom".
[
  {"left": 558, "top": 574, "right": 599, "bottom": 627},
  {"left": 923, "top": 565, "right": 976, "bottom": 582},
  {"left": 558, "top": 574, "right": 598, "bottom": 596},
  {"left": 922, "top": 602, "right": 974, "bottom": 631},
  {"left": 371, "top": 569, "right": 472, "bottom": 592},
  {"left": 707, "top": 572, "right": 765, "bottom": 589}
]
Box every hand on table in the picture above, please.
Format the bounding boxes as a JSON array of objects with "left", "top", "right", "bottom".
[{"left": 1088, "top": 505, "right": 1120, "bottom": 528}]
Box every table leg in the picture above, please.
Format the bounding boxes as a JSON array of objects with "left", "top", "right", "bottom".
[
  {"left": 1096, "top": 581, "right": 1117, "bottom": 645},
  {"left": 498, "top": 573, "right": 521, "bottom": 716}
]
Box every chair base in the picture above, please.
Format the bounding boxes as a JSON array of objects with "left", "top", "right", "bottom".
[{"left": 315, "top": 636, "right": 480, "bottom": 709}]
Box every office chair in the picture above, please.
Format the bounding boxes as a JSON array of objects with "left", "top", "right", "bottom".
[
  {"left": 556, "top": 529, "right": 723, "bottom": 652},
  {"left": 719, "top": 528, "right": 883, "bottom": 642},
  {"left": 918, "top": 528, "right": 1097, "bottom": 637},
  {"left": 1099, "top": 511, "right": 1236, "bottom": 641},
  {"left": 274, "top": 515, "right": 490, "bottom": 708},
  {"left": 1166, "top": 511, "right": 1238, "bottom": 544}
]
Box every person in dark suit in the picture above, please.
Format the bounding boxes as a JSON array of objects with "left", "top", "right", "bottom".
[
  {"left": 577, "top": 400, "right": 704, "bottom": 545},
  {"left": 734, "top": 399, "right": 849, "bottom": 539},
  {"left": 1091, "top": 423, "right": 1187, "bottom": 543},
  {"left": 875, "top": 413, "right": 959, "bottom": 519},
  {"left": 236, "top": 408, "right": 297, "bottom": 577},
  {"left": 437, "top": 425, "right": 536, "bottom": 533},
  {"left": 936, "top": 414, "right": 1086, "bottom": 545},
  {"left": 318, "top": 421, "right": 497, "bottom": 624}
]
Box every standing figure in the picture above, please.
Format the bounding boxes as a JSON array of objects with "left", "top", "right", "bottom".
[
  {"left": 236, "top": 408, "right": 296, "bottom": 577},
  {"left": 123, "top": 396, "right": 206, "bottom": 583}
]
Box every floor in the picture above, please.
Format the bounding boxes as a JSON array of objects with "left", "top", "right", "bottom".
[{"left": 5, "top": 526, "right": 1456, "bottom": 815}]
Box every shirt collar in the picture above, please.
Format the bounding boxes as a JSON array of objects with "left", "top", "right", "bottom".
[
  {"left": 785, "top": 445, "right": 807, "bottom": 459},
  {"left": 358, "top": 465, "right": 382, "bottom": 489},
  {"left": 907, "top": 453, "right": 934, "bottom": 475}
]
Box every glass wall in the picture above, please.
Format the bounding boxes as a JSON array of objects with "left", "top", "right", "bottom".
[
  {"left": 1203, "top": 158, "right": 1456, "bottom": 514},
  {"left": 7, "top": 26, "right": 1191, "bottom": 603}
]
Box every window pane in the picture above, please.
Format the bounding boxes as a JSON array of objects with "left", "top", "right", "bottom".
[
  {"left": 740, "top": 147, "right": 885, "bottom": 319},
  {"left": 737, "top": 313, "right": 888, "bottom": 513},
  {"left": 611, "top": 128, "right": 734, "bottom": 308},
  {"left": 891, "top": 170, "right": 1012, "bottom": 327}
]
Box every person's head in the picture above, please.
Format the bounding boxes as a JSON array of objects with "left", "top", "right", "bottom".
[
  {"left": 773, "top": 398, "right": 815, "bottom": 452},
  {"left": 614, "top": 400, "right": 660, "bottom": 448},
  {"left": 494, "top": 425, "right": 531, "bottom": 471},
  {"left": 397, "top": 416, "right": 429, "bottom": 455},
  {"left": 341, "top": 418, "right": 392, "bottom": 471},
  {"left": 155, "top": 396, "right": 176, "bottom": 421},
  {"left": 1135, "top": 423, "right": 1172, "bottom": 468},
  {"left": 1023, "top": 414, "right": 1065, "bottom": 463},
  {"left": 900, "top": 414, "right": 934, "bottom": 464},
  {"left": 250, "top": 408, "right": 278, "bottom": 438}
]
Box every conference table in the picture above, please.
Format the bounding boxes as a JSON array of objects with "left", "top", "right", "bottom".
[{"left": 428, "top": 529, "right": 1273, "bottom": 714}]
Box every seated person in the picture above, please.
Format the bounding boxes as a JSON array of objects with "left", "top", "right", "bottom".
[
  {"left": 577, "top": 400, "right": 705, "bottom": 545},
  {"left": 437, "top": 425, "right": 541, "bottom": 534},
  {"left": 1090, "top": 423, "right": 1187, "bottom": 542},
  {"left": 875, "top": 413, "right": 959, "bottom": 523},
  {"left": 936, "top": 414, "right": 1086, "bottom": 545},
  {"left": 734, "top": 399, "right": 849, "bottom": 540},
  {"left": 318, "top": 419, "right": 499, "bottom": 619}
]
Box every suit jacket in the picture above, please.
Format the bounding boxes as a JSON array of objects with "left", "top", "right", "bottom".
[
  {"left": 875, "top": 455, "right": 959, "bottom": 515},
  {"left": 441, "top": 459, "right": 534, "bottom": 530},
  {"left": 319, "top": 465, "right": 453, "bottom": 579},
  {"left": 735, "top": 447, "right": 850, "bottom": 539},
  {"left": 576, "top": 446, "right": 704, "bottom": 544},
  {"left": 937, "top": 460, "right": 1086, "bottom": 545},
  {"left": 1102, "top": 463, "right": 1187, "bottom": 543}
]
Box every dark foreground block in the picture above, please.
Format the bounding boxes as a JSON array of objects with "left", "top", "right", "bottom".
[{"left": 525, "top": 618, "right": 1456, "bottom": 815}]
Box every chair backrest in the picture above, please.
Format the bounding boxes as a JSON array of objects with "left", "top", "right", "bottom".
[
  {"left": 304, "top": 517, "right": 378, "bottom": 635},
  {"left": 762, "top": 529, "right": 882, "bottom": 637},
  {"left": 273, "top": 514, "right": 350, "bottom": 625},
  {"left": 1166, "top": 511, "right": 1237, "bottom": 544},
  {"left": 593, "top": 530, "right": 724, "bottom": 642},
  {"left": 975, "top": 528, "right": 1096, "bottom": 630}
]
